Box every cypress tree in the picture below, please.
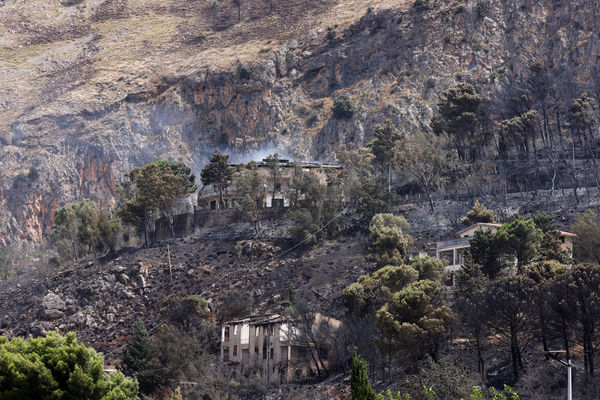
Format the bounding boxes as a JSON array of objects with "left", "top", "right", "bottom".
[
  {"left": 121, "top": 319, "right": 152, "bottom": 393},
  {"left": 350, "top": 351, "right": 376, "bottom": 400}
]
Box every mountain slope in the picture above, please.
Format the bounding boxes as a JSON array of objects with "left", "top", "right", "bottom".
[
  {"left": 1, "top": 0, "right": 600, "bottom": 244},
  {"left": 0, "top": 221, "right": 371, "bottom": 367}
]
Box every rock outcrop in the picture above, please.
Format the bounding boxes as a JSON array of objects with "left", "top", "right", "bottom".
[
  {"left": 41, "top": 292, "right": 67, "bottom": 320},
  {"left": 2, "top": 0, "right": 600, "bottom": 243}
]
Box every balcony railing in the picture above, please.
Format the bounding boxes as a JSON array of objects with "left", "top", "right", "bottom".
[
  {"left": 436, "top": 237, "right": 470, "bottom": 249},
  {"left": 445, "top": 264, "right": 463, "bottom": 272}
]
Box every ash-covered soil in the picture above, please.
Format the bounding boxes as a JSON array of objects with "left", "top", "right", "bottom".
[
  {"left": 0, "top": 188, "right": 597, "bottom": 367},
  {"left": 0, "top": 218, "right": 373, "bottom": 365}
]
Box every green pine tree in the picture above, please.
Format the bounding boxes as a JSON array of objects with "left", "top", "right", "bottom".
[
  {"left": 350, "top": 352, "right": 376, "bottom": 400},
  {"left": 0, "top": 331, "right": 138, "bottom": 400}
]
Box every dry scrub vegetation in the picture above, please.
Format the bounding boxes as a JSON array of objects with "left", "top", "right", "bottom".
[{"left": 0, "top": 0, "right": 410, "bottom": 132}]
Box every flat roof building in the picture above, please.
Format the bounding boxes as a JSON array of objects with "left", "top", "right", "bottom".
[
  {"left": 220, "top": 313, "right": 341, "bottom": 384},
  {"left": 198, "top": 159, "right": 342, "bottom": 211},
  {"left": 436, "top": 222, "right": 576, "bottom": 275}
]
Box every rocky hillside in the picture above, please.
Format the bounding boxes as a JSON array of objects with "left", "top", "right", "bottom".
[
  {"left": 0, "top": 219, "right": 372, "bottom": 366},
  {"left": 1, "top": 186, "right": 595, "bottom": 360},
  {"left": 2, "top": 0, "right": 600, "bottom": 244}
]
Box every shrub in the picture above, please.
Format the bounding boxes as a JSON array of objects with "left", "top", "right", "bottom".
[
  {"left": 425, "top": 77, "right": 436, "bottom": 89},
  {"left": 326, "top": 26, "right": 337, "bottom": 41},
  {"left": 28, "top": 167, "right": 39, "bottom": 180},
  {"left": 237, "top": 63, "right": 252, "bottom": 80},
  {"left": 332, "top": 95, "right": 356, "bottom": 119},
  {"left": 461, "top": 200, "right": 498, "bottom": 225},
  {"left": 413, "top": 0, "right": 431, "bottom": 11},
  {"left": 51, "top": 199, "right": 119, "bottom": 263}
]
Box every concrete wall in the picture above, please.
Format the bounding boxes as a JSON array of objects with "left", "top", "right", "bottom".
[
  {"left": 154, "top": 213, "right": 196, "bottom": 241},
  {"left": 154, "top": 207, "right": 287, "bottom": 241}
]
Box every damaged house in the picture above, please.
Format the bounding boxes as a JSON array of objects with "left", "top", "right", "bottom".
[
  {"left": 198, "top": 159, "right": 342, "bottom": 211},
  {"left": 220, "top": 313, "right": 342, "bottom": 384}
]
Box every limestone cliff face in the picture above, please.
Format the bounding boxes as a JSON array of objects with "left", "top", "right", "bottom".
[{"left": 1, "top": 0, "right": 600, "bottom": 245}]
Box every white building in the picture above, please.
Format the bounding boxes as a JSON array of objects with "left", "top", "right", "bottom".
[{"left": 436, "top": 222, "right": 576, "bottom": 273}]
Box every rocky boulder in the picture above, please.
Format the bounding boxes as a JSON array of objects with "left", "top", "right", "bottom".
[
  {"left": 41, "top": 292, "right": 67, "bottom": 320},
  {"left": 235, "top": 240, "right": 280, "bottom": 260}
]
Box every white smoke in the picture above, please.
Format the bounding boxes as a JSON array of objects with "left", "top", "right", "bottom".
[{"left": 227, "top": 145, "right": 293, "bottom": 164}]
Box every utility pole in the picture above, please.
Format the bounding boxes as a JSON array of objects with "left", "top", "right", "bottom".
[
  {"left": 265, "top": 327, "right": 270, "bottom": 386},
  {"left": 167, "top": 244, "right": 173, "bottom": 283},
  {"left": 567, "top": 358, "right": 572, "bottom": 400},
  {"left": 545, "top": 350, "right": 572, "bottom": 400}
]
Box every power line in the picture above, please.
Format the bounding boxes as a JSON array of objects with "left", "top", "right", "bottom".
[{"left": 105, "top": 177, "right": 407, "bottom": 361}]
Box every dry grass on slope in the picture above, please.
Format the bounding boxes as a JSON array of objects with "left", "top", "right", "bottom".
[{"left": 0, "top": 0, "right": 411, "bottom": 131}]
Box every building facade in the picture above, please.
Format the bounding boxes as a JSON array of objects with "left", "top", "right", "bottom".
[
  {"left": 198, "top": 159, "right": 342, "bottom": 211},
  {"left": 436, "top": 222, "right": 576, "bottom": 274},
  {"left": 220, "top": 313, "right": 341, "bottom": 384}
]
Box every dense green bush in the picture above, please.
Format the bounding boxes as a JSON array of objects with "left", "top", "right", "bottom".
[
  {"left": 461, "top": 200, "right": 498, "bottom": 226},
  {"left": 51, "top": 199, "right": 120, "bottom": 263},
  {"left": 0, "top": 332, "right": 138, "bottom": 400},
  {"left": 369, "top": 213, "right": 411, "bottom": 267}
]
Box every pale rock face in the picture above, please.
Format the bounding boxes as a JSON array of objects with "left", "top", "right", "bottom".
[
  {"left": 42, "top": 292, "right": 67, "bottom": 320},
  {"left": 1, "top": 0, "right": 600, "bottom": 244}
]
